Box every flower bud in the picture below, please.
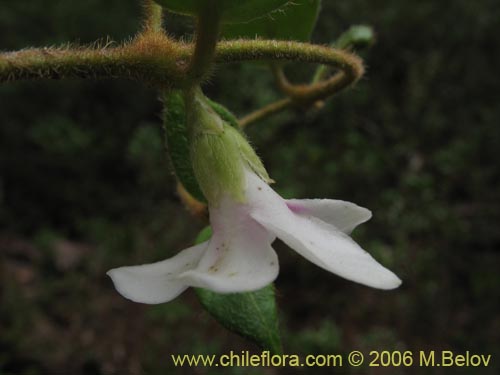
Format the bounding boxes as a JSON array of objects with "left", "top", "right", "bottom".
[{"left": 187, "top": 90, "right": 271, "bottom": 205}]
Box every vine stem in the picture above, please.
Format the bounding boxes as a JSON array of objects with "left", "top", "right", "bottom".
[
  {"left": 214, "top": 40, "right": 364, "bottom": 127},
  {"left": 187, "top": 4, "right": 221, "bottom": 84},
  {"left": 0, "top": 35, "right": 185, "bottom": 88},
  {"left": 177, "top": 182, "right": 208, "bottom": 219},
  {"left": 239, "top": 98, "right": 290, "bottom": 128},
  {"left": 142, "top": 0, "right": 164, "bottom": 34},
  {"left": 0, "top": 39, "right": 363, "bottom": 109}
]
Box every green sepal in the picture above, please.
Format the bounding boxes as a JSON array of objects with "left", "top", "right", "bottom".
[
  {"left": 222, "top": 0, "right": 322, "bottom": 42},
  {"left": 162, "top": 90, "right": 206, "bottom": 202},
  {"left": 188, "top": 89, "right": 273, "bottom": 204},
  {"left": 162, "top": 91, "right": 242, "bottom": 203},
  {"left": 155, "top": 0, "right": 290, "bottom": 24},
  {"left": 194, "top": 227, "right": 282, "bottom": 354},
  {"left": 189, "top": 122, "right": 246, "bottom": 203},
  {"left": 206, "top": 98, "right": 240, "bottom": 129},
  {"left": 227, "top": 125, "right": 273, "bottom": 184}
]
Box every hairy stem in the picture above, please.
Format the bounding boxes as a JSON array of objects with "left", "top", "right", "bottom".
[
  {"left": 272, "top": 64, "right": 353, "bottom": 103},
  {"left": 313, "top": 25, "right": 374, "bottom": 83},
  {"left": 216, "top": 40, "right": 364, "bottom": 82},
  {"left": 214, "top": 40, "right": 364, "bottom": 126},
  {"left": 239, "top": 98, "right": 290, "bottom": 128},
  {"left": 142, "top": 0, "right": 164, "bottom": 34},
  {"left": 0, "top": 35, "right": 184, "bottom": 87},
  {"left": 187, "top": 4, "right": 221, "bottom": 84},
  {"left": 1, "top": 38, "right": 363, "bottom": 108},
  {"left": 177, "top": 182, "right": 208, "bottom": 220}
]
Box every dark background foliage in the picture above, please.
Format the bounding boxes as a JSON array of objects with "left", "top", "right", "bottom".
[{"left": 1, "top": 1, "right": 499, "bottom": 374}]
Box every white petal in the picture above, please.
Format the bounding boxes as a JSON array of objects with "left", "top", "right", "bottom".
[
  {"left": 179, "top": 197, "right": 279, "bottom": 293},
  {"left": 244, "top": 170, "right": 401, "bottom": 290},
  {"left": 107, "top": 242, "right": 207, "bottom": 304},
  {"left": 286, "top": 199, "right": 372, "bottom": 233}
]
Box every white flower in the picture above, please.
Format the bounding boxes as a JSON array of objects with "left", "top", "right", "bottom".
[{"left": 107, "top": 168, "right": 401, "bottom": 304}]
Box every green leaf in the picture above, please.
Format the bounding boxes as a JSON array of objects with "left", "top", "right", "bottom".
[
  {"left": 194, "top": 227, "right": 282, "bottom": 353},
  {"left": 335, "top": 25, "right": 375, "bottom": 49},
  {"left": 195, "top": 225, "right": 213, "bottom": 243},
  {"left": 162, "top": 90, "right": 206, "bottom": 202},
  {"left": 222, "top": 0, "right": 322, "bottom": 42},
  {"left": 155, "top": 0, "right": 290, "bottom": 24}
]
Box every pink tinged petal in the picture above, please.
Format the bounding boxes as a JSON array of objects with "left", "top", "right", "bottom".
[
  {"left": 179, "top": 197, "right": 279, "bottom": 293},
  {"left": 106, "top": 242, "right": 207, "bottom": 304},
  {"left": 286, "top": 199, "right": 372, "bottom": 233},
  {"left": 244, "top": 170, "right": 401, "bottom": 290}
]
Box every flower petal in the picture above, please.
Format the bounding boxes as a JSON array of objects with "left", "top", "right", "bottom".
[
  {"left": 107, "top": 242, "right": 207, "bottom": 304},
  {"left": 245, "top": 170, "right": 401, "bottom": 290},
  {"left": 179, "top": 197, "right": 279, "bottom": 293},
  {"left": 286, "top": 199, "right": 372, "bottom": 233}
]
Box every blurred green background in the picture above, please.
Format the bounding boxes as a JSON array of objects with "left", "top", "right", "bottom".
[{"left": 1, "top": 0, "right": 499, "bottom": 374}]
